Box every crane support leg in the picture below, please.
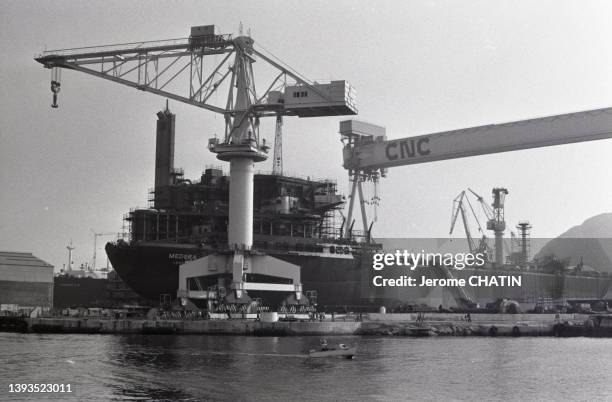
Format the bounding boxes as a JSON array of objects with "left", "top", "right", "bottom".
[
  {"left": 344, "top": 178, "right": 358, "bottom": 238},
  {"left": 272, "top": 114, "right": 283, "bottom": 175},
  {"left": 357, "top": 180, "right": 368, "bottom": 235}
]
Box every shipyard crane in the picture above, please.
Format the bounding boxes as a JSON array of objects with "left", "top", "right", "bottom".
[
  {"left": 468, "top": 187, "right": 508, "bottom": 266},
  {"left": 36, "top": 25, "right": 356, "bottom": 173},
  {"left": 66, "top": 241, "right": 75, "bottom": 271},
  {"left": 90, "top": 230, "right": 116, "bottom": 272},
  {"left": 450, "top": 191, "right": 475, "bottom": 252},
  {"left": 468, "top": 188, "right": 494, "bottom": 220},
  {"left": 449, "top": 190, "right": 489, "bottom": 257},
  {"left": 341, "top": 107, "right": 612, "bottom": 247},
  {"left": 36, "top": 24, "right": 357, "bottom": 304}
]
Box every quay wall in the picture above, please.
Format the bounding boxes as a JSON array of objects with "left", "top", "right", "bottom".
[
  {"left": 366, "top": 313, "right": 587, "bottom": 322},
  {"left": 14, "top": 313, "right": 586, "bottom": 336}
]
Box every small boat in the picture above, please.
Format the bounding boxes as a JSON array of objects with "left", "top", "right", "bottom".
[
  {"left": 308, "top": 343, "right": 356, "bottom": 359},
  {"left": 407, "top": 325, "right": 434, "bottom": 337}
]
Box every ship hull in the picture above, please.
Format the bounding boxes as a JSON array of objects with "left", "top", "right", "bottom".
[
  {"left": 106, "top": 242, "right": 612, "bottom": 309},
  {"left": 53, "top": 277, "right": 109, "bottom": 308},
  {"left": 105, "top": 241, "right": 367, "bottom": 306}
]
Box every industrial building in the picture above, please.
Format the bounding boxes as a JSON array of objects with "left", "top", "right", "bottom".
[{"left": 0, "top": 251, "right": 54, "bottom": 308}]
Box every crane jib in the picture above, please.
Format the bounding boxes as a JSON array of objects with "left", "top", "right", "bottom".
[
  {"left": 385, "top": 137, "right": 431, "bottom": 160},
  {"left": 346, "top": 107, "right": 612, "bottom": 170}
]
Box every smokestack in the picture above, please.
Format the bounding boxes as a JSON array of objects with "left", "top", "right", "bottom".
[{"left": 154, "top": 103, "right": 175, "bottom": 209}]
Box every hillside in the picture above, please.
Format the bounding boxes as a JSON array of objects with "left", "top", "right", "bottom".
[{"left": 534, "top": 213, "right": 612, "bottom": 272}]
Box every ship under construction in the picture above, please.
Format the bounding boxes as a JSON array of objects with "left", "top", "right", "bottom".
[
  {"left": 35, "top": 24, "right": 612, "bottom": 313},
  {"left": 104, "top": 105, "right": 612, "bottom": 312}
]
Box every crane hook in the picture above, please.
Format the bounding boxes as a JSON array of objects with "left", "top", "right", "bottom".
[
  {"left": 51, "top": 81, "right": 60, "bottom": 108},
  {"left": 50, "top": 67, "right": 61, "bottom": 108}
]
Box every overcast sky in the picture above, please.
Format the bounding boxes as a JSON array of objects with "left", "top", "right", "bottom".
[{"left": 2, "top": 0, "right": 612, "bottom": 271}]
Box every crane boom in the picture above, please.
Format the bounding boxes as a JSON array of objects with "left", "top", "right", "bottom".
[
  {"left": 468, "top": 188, "right": 493, "bottom": 221},
  {"left": 450, "top": 192, "right": 477, "bottom": 254},
  {"left": 35, "top": 25, "right": 357, "bottom": 142},
  {"left": 342, "top": 107, "right": 612, "bottom": 171}
]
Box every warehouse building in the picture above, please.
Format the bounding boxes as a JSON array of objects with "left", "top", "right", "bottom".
[{"left": 0, "top": 251, "right": 54, "bottom": 308}]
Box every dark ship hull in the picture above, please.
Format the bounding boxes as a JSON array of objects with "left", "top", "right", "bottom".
[
  {"left": 53, "top": 272, "right": 153, "bottom": 308},
  {"left": 53, "top": 276, "right": 109, "bottom": 308},
  {"left": 106, "top": 241, "right": 370, "bottom": 308},
  {"left": 106, "top": 240, "right": 612, "bottom": 309}
]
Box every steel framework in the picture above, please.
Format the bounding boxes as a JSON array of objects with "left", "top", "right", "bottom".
[{"left": 35, "top": 29, "right": 352, "bottom": 145}]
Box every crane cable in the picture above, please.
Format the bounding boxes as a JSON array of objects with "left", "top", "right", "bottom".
[{"left": 253, "top": 41, "right": 314, "bottom": 86}]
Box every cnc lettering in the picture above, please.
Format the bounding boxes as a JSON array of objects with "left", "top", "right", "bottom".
[{"left": 385, "top": 137, "right": 431, "bottom": 161}]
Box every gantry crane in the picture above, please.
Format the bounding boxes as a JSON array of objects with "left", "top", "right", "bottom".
[
  {"left": 340, "top": 109, "right": 612, "bottom": 308},
  {"left": 36, "top": 24, "right": 357, "bottom": 304},
  {"left": 341, "top": 107, "right": 612, "bottom": 247}
]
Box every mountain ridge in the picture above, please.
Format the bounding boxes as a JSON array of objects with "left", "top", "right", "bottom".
[{"left": 535, "top": 213, "right": 612, "bottom": 272}]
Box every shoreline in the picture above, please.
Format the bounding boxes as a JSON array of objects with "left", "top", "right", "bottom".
[{"left": 2, "top": 313, "right": 609, "bottom": 337}]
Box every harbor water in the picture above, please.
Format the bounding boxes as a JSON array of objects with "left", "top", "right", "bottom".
[{"left": 1, "top": 333, "right": 610, "bottom": 401}]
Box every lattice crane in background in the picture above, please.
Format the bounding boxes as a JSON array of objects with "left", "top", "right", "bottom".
[
  {"left": 450, "top": 190, "right": 486, "bottom": 256},
  {"left": 90, "top": 229, "right": 117, "bottom": 272},
  {"left": 467, "top": 187, "right": 508, "bottom": 266}
]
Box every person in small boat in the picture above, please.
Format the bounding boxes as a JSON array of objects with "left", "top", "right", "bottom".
[{"left": 320, "top": 339, "right": 330, "bottom": 351}]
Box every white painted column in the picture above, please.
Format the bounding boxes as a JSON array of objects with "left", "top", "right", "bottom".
[{"left": 228, "top": 157, "right": 254, "bottom": 249}]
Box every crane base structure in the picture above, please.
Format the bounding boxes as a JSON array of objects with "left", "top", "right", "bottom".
[{"left": 177, "top": 252, "right": 304, "bottom": 309}]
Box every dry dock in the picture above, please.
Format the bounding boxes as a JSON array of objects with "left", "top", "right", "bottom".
[{"left": 4, "top": 312, "right": 610, "bottom": 337}]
